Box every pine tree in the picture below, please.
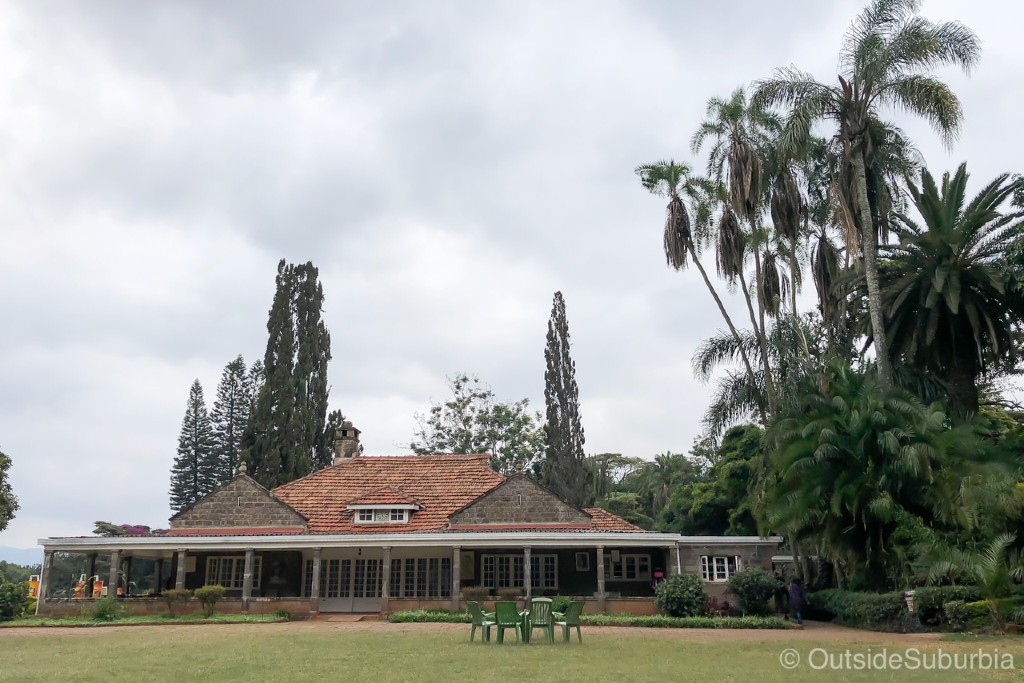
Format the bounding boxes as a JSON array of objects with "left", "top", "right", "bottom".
[
  {"left": 541, "top": 291, "right": 591, "bottom": 506},
  {"left": 170, "top": 380, "right": 217, "bottom": 511},
  {"left": 210, "top": 355, "right": 251, "bottom": 485},
  {"left": 241, "top": 260, "right": 332, "bottom": 488}
]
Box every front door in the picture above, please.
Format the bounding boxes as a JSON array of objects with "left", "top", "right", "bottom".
[{"left": 315, "top": 554, "right": 382, "bottom": 613}]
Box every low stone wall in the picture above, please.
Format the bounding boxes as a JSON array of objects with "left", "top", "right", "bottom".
[
  {"left": 386, "top": 596, "right": 658, "bottom": 616},
  {"left": 38, "top": 597, "right": 313, "bottom": 619}
]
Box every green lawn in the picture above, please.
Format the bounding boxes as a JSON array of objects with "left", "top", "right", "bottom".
[{"left": 0, "top": 624, "right": 1022, "bottom": 682}]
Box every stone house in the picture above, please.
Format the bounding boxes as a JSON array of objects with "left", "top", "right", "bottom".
[{"left": 36, "top": 423, "right": 780, "bottom": 617}]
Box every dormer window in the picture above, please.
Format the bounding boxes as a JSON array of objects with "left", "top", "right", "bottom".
[{"left": 351, "top": 506, "right": 415, "bottom": 524}]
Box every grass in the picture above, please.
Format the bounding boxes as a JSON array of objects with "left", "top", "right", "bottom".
[
  {"left": 1, "top": 624, "right": 1023, "bottom": 682},
  {"left": 0, "top": 613, "right": 288, "bottom": 628}
]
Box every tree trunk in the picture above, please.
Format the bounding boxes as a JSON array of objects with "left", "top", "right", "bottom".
[
  {"left": 850, "top": 147, "right": 894, "bottom": 389},
  {"left": 748, "top": 222, "right": 778, "bottom": 416},
  {"left": 789, "top": 237, "right": 810, "bottom": 356},
  {"left": 689, "top": 245, "right": 767, "bottom": 425},
  {"left": 738, "top": 269, "right": 775, "bottom": 419}
]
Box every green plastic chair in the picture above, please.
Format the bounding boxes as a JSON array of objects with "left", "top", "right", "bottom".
[
  {"left": 554, "top": 600, "right": 585, "bottom": 643},
  {"left": 527, "top": 597, "right": 555, "bottom": 643},
  {"left": 493, "top": 601, "right": 522, "bottom": 644},
  {"left": 467, "top": 601, "right": 494, "bottom": 643}
]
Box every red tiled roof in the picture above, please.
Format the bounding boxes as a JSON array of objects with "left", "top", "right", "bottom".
[
  {"left": 585, "top": 508, "right": 646, "bottom": 532},
  {"left": 274, "top": 455, "right": 506, "bottom": 534},
  {"left": 446, "top": 524, "right": 593, "bottom": 532},
  {"left": 346, "top": 487, "right": 422, "bottom": 508},
  {"left": 165, "top": 526, "right": 306, "bottom": 537}
]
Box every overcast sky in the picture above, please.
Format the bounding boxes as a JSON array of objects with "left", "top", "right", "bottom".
[{"left": 1, "top": 0, "right": 1019, "bottom": 552}]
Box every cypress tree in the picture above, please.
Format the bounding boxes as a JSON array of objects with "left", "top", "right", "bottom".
[
  {"left": 541, "top": 291, "right": 591, "bottom": 506},
  {"left": 170, "top": 379, "right": 217, "bottom": 511},
  {"left": 241, "top": 260, "right": 332, "bottom": 488},
  {"left": 210, "top": 355, "right": 251, "bottom": 484}
]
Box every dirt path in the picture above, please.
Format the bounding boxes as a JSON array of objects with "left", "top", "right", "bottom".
[{"left": 0, "top": 620, "right": 956, "bottom": 644}]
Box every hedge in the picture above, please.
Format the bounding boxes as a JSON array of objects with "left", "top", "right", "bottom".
[
  {"left": 809, "top": 586, "right": 998, "bottom": 632},
  {"left": 388, "top": 610, "right": 787, "bottom": 629}
]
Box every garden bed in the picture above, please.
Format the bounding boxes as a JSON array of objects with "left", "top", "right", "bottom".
[
  {"left": 389, "top": 610, "right": 788, "bottom": 629},
  {"left": 0, "top": 613, "right": 289, "bottom": 628}
]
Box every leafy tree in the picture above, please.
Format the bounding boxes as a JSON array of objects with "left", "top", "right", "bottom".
[
  {"left": 883, "top": 164, "right": 1024, "bottom": 414},
  {"left": 541, "top": 292, "right": 591, "bottom": 506},
  {"left": 92, "top": 522, "right": 152, "bottom": 537},
  {"left": 658, "top": 425, "right": 762, "bottom": 535},
  {"left": 596, "top": 492, "right": 654, "bottom": 530},
  {"left": 761, "top": 361, "right": 1001, "bottom": 590},
  {"left": 169, "top": 380, "right": 217, "bottom": 512},
  {"left": 242, "top": 260, "right": 332, "bottom": 488},
  {"left": 0, "top": 449, "right": 17, "bottom": 533},
  {"left": 629, "top": 452, "right": 699, "bottom": 521},
  {"left": 0, "top": 561, "right": 38, "bottom": 585},
  {"left": 210, "top": 355, "right": 252, "bottom": 484},
  {"left": 411, "top": 373, "right": 544, "bottom": 474},
  {"left": 753, "top": 0, "right": 981, "bottom": 389}
]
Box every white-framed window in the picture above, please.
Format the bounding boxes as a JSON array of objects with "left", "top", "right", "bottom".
[
  {"left": 700, "top": 555, "right": 741, "bottom": 582},
  {"left": 603, "top": 554, "right": 651, "bottom": 582},
  {"left": 205, "top": 556, "right": 262, "bottom": 590},
  {"left": 481, "top": 554, "right": 558, "bottom": 590},
  {"left": 353, "top": 508, "right": 411, "bottom": 524}
]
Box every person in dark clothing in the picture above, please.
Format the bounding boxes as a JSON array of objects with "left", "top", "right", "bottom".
[{"left": 788, "top": 578, "right": 807, "bottom": 625}]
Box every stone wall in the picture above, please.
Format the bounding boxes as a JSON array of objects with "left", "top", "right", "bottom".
[
  {"left": 676, "top": 540, "right": 780, "bottom": 598},
  {"left": 170, "top": 475, "right": 307, "bottom": 529},
  {"left": 449, "top": 475, "right": 590, "bottom": 526}
]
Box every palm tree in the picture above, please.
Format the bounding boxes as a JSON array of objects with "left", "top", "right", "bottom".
[
  {"left": 883, "top": 164, "right": 1024, "bottom": 414},
  {"left": 752, "top": 0, "right": 981, "bottom": 389},
  {"left": 928, "top": 533, "right": 1024, "bottom": 630},
  {"left": 636, "top": 160, "right": 766, "bottom": 423},
  {"left": 692, "top": 88, "right": 781, "bottom": 413},
  {"left": 762, "top": 361, "right": 993, "bottom": 589}
]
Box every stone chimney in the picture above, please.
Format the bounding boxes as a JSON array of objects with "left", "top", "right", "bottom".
[{"left": 333, "top": 420, "right": 361, "bottom": 464}]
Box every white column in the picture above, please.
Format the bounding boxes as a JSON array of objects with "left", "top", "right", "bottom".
[
  {"left": 109, "top": 550, "right": 121, "bottom": 598},
  {"left": 523, "top": 547, "right": 532, "bottom": 601},
  {"left": 175, "top": 549, "right": 188, "bottom": 590},
  {"left": 310, "top": 548, "right": 322, "bottom": 614},
  {"left": 35, "top": 551, "right": 53, "bottom": 615},
  {"left": 451, "top": 546, "right": 461, "bottom": 612},
  {"left": 242, "top": 549, "right": 255, "bottom": 611},
  {"left": 381, "top": 546, "right": 391, "bottom": 617}
]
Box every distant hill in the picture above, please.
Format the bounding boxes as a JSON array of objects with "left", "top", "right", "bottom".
[{"left": 0, "top": 547, "right": 42, "bottom": 567}]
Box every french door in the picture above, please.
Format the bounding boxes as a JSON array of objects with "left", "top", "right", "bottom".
[{"left": 309, "top": 556, "right": 382, "bottom": 612}]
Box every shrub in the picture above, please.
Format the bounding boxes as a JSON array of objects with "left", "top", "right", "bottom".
[
  {"left": 273, "top": 609, "right": 292, "bottom": 621},
  {"left": 161, "top": 588, "right": 193, "bottom": 616},
  {"left": 943, "top": 600, "right": 970, "bottom": 631},
  {"left": 726, "top": 568, "right": 781, "bottom": 616},
  {"left": 388, "top": 609, "right": 786, "bottom": 629},
  {"left": 807, "top": 589, "right": 906, "bottom": 631},
  {"left": 551, "top": 595, "right": 573, "bottom": 614},
  {"left": 496, "top": 588, "right": 520, "bottom": 604},
  {"left": 913, "top": 585, "right": 981, "bottom": 626},
  {"left": 91, "top": 596, "right": 123, "bottom": 622},
  {"left": 0, "top": 581, "right": 29, "bottom": 622},
  {"left": 654, "top": 574, "right": 706, "bottom": 618},
  {"left": 460, "top": 586, "right": 490, "bottom": 602},
  {"left": 193, "top": 585, "right": 227, "bottom": 617},
  {"left": 25, "top": 597, "right": 37, "bottom": 617}
]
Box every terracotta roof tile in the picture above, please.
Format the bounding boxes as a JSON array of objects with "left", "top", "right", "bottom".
[
  {"left": 584, "top": 508, "right": 646, "bottom": 532},
  {"left": 346, "top": 487, "right": 422, "bottom": 508},
  {"left": 165, "top": 526, "right": 306, "bottom": 537},
  {"left": 273, "top": 455, "right": 506, "bottom": 534}
]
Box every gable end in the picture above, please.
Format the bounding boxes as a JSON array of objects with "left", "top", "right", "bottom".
[
  {"left": 169, "top": 475, "right": 308, "bottom": 530},
  {"left": 448, "top": 475, "right": 591, "bottom": 526}
]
